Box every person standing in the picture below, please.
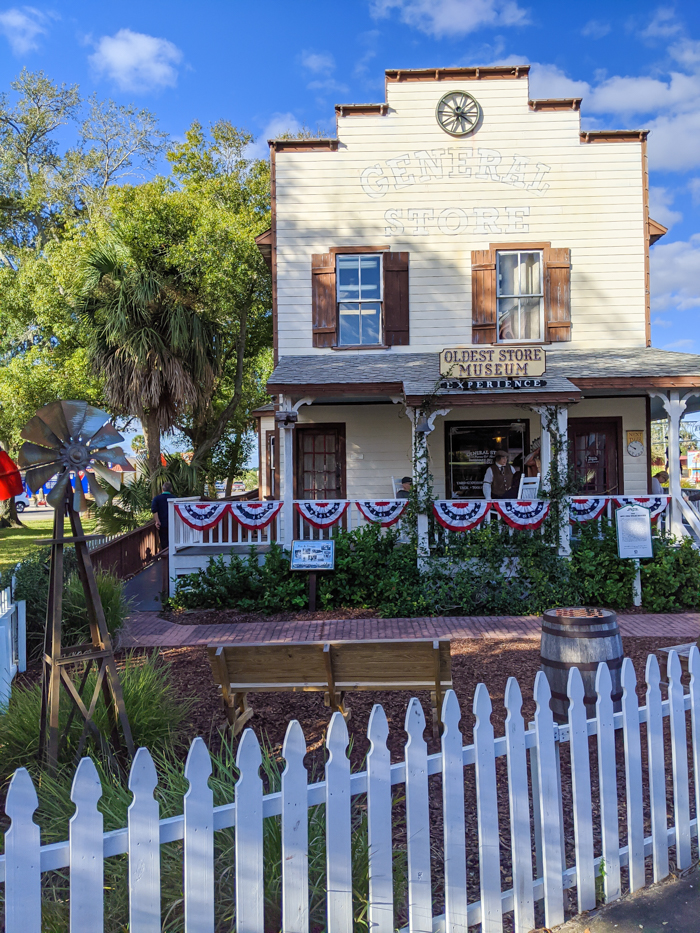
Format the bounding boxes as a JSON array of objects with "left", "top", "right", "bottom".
[
  {"left": 396, "top": 476, "right": 412, "bottom": 499},
  {"left": 483, "top": 451, "right": 518, "bottom": 499},
  {"left": 151, "top": 481, "right": 175, "bottom": 551}
]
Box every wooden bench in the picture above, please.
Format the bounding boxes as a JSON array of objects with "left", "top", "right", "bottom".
[
  {"left": 656, "top": 642, "right": 696, "bottom": 683},
  {"left": 208, "top": 638, "right": 452, "bottom": 737}
]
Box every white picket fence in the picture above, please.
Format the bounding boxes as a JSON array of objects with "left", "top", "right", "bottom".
[
  {"left": 3, "top": 649, "right": 699, "bottom": 932},
  {"left": 0, "top": 585, "right": 25, "bottom": 705}
]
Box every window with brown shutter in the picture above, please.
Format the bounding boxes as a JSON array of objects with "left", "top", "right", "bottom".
[
  {"left": 470, "top": 249, "right": 497, "bottom": 344},
  {"left": 311, "top": 253, "right": 336, "bottom": 347},
  {"left": 383, "top": 251, "right": 409, "bottom": 346},
  {"left": 543, "top": 246, "right": 571, "bottom": 342},
  {"left": 471, "top": 244, "right": 572, "bottom": 344}
]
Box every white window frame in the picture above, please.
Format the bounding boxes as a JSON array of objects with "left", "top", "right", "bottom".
[
  {"left": 335, "top": 253, "right": 383, "bottom": 347},
  {"left": 496, "top": 249, "right": 544, "bottom": 344}
]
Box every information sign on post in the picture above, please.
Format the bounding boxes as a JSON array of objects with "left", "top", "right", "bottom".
[
  {"left": 616, "top": 505, "right": 653, "bottom": 559},
  {"left": 290, "top": 540, "right": 335, "bottom": 612}
]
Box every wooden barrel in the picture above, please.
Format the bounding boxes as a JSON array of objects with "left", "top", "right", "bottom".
[{"left": 540, "top": 608, "right": 623, "bottom": 723}]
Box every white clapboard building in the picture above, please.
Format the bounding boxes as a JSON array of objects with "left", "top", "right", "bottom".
[{"left": 168, "top": 66, "right": 700, "bottom": 588}]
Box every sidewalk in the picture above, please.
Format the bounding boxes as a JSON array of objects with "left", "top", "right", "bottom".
[
  {"left": 120, "top": 608, "right": 700, "bottom": 648},
  {"left": 555, "top": 865, "right": 699, "bottom": 932}
]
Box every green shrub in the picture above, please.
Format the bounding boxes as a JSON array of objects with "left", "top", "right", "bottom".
[
  {"left": 0, "top": 653, "right": 192, "bottom": 778},
  {"left": 570, "top": 519, "right": 637, "bottom": 608},
  {"left": 641, "top": 535, "right": 700, "bottom": 612},
  {"left": 4, "top": 548, "right": 129, "bottom": 660}
]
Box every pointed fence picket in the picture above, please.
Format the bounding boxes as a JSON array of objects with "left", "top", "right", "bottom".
[{"left": 2, "top": 652, "right": 699, "bottom": 933}]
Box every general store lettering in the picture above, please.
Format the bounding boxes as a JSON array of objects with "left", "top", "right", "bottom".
[
  {"left": 361, "top": 149, "right": 551, "bottom": 199},
  {"left": 384, "top": 206, "right": 531, "bottom": 235}
]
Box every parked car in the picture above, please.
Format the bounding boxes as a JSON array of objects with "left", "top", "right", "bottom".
[{"left": 14, "top": 490, "right": 32, "bottom": 513}]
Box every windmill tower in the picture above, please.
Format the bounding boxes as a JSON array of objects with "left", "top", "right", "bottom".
[{"left": 18, "top": 401, "right": 135, "bottom": 771}]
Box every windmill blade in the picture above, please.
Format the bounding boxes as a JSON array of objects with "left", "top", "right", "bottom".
[
  {"left": 86, "top": 470, "right": 110, "bottom": 507},
  {"left": 20, "top": 415, "right": 63, "bottom": 449},
  {"left": 18, "top": 442, "right": 61, "bottom": 469},
  {"left": 92, "top": 461, "right": 122, "bottom": 490},
  {"left": 78, "top": 405, "right": 111, "bottom": 443},
  {"left": 60, "top": 400, "right": 88, "bottom": 440},
  {"left": 24, "top": 461, "right": 62, "bottom": 494},
  {"left": 73, "top": 476, "right": 89, "bottom": 514},
  {"left": 47, "top": 470, "right": 71, "bottom": 509},
  {"left": 86, "top": 422, "right": 123, "bottom": 449},
  {"left": 91, "top": 446, "right": 134, "bottom": 470},
  {"left": 37, "top": 402, "right": 70, "bottom": 444}
]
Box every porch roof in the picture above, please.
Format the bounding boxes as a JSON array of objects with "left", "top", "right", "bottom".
[{"left": 267, "top": 347, "right": 700, "bottom": 406}]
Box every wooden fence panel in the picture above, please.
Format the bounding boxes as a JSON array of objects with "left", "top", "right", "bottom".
[
  {"left": 595, "top": 664, "right": 621, "bottom": 903},
  {"left": 184, "top": 737, "right": 214, "bottom": 933},
  {"left": 128, "top": 748, "right": 161, "bottom": 933},
  {"left": 404, "top": 697, "right": 432, "bottom": 933},
  {"left": 441, "top": 690, "right": 469, "bottom": 933},
  {"left": 567, "top": 668, "right": 595, "bottom": 912},
  {"left": 326, "top": 711, "right": 352, "bottom": 933},
  {"left": 667, "top": 651, "right": 691, "bottom": 870},
  {"left": 4, "top": 768, "right": 40, "bottom": 933},
  {"left": 235, "top": 729, "right": 264, "bottom": 933},
  {"left": 282, "top": 720, "right": 309, "bottom": 933},
  {"left": 503, "top": 678, "right": 534, "bottom": 933},
  {"left": 533, "top": 672, "right": 564, "bottom": 929},
  {"left": 70, "top": 758, "right": 104, "bottom": 933},
  {"left": 620, "top": 658, "right": 645, "bottom": 893},
  {"left": 690, "top": 646, "right": 700, "bottom": 847},
  {"left": 367, "top": 704, "right": 393, "bottom": 933},
  {"left": 474, "top": 683, "right": 502, "bottom": 932},
  {"left": 645, "top": 654, "right": 669, "bottom": 882}
]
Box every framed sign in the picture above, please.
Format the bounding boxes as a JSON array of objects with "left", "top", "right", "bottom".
[
  {"left": 290, "top": 540, "right": 335, "bottom": 571},
  {"left": 616, "top": 505, "right": 653, "bottom": 559}
]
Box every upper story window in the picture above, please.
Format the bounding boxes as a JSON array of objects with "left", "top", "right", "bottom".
[
  {"left": 336, "top": 254, "right": 382, "bottom": 346},
  {"left": 497, "top": 250, "right": 543, "bottom": 342}
]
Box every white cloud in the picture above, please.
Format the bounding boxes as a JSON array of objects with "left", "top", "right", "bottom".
[
  {"left": 581, "top": 19, "right": 610, "bottom": 39},
  {"left": 646, "top": 109, "right": 700, "bottom": 172},
  {"left": 662, "top": 338, "right": 695, "bottom": 350},
  {"left": 690, "top": 178, "right": 700, "bottom": 204},
  {"left": 586, "top": 71, "right": 700, "bottom": 116},
  {"left": 639, "top": 6, "right": 681, "bottom": 40},
  {"left": 650, "top": 234, "right": 700, "bottom": 313},
  {"left": 370, "top": 0, "right": 528, "bottom": 38},
  {"left": 300, "top": 50, "right": 335, "bottom": 75},
  {"left": 527, "top": 63, "right": 590, "bottom": 100},
  {"left": 89, "top": 28, "right": 182, "bottom": 93},
  {"left": 648, "top": 186, "right": 682, "bottom": 229},
  {"left": 651, "top": 317, "right": 673, "bottom": 327},
  {"left": 0, "top": 6, "right": 47, "bottom": 54},
  {"left": 245, "top": 112, "right": 303, "bottom": 160}
]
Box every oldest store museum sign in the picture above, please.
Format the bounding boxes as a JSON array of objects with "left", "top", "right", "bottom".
[{"left": 439, "top": 346, "right": 547, "bottom": 392}]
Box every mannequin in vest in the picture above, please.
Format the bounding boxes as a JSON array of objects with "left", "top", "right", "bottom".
[{"left": 483, "top": 450, "right": 518, "bottom": 499}]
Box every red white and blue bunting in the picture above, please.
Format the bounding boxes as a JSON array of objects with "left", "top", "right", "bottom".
[
  {"left": 569, "top": 497, "right": 608, "bottom": 524},
  {"left": 230, "top": 500, "right": 283, "bottom": 531},
  {"left": 295, "top": 500, "right": 350, "bottom": 529},
  {"left": 356, "top": 499, "right": 408, "bottom": 527},
  {"left": 614, "top": 497, "right": 669, "bottom": 522},
  {"left": 433, "top": 500, "right": 491, "bottom": 532},
  {"left": 175, "top": 501, "right": 230, "bottom": 531},
  {"left": 493, "top": 499, "right": 550, "bottom": 530}
]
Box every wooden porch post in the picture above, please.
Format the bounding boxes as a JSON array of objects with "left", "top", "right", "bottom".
[{"left": 650, "top": 389, "right": 694, "bottom": 539}]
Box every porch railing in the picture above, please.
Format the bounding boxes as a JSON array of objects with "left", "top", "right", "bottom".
[{"left": 2, "top": 650, "right": 698, "bottom": 932}]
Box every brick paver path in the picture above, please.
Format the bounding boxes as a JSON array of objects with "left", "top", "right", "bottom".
[{"left": 120, "top": 610, "right": 700, "bottom": 648}]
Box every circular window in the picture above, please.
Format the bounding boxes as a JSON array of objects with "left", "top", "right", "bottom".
[{"left": 435, "top": 91, "right": 482, "bottom": 136}]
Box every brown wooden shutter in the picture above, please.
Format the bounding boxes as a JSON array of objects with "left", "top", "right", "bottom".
[
  {"left": 471, "top": 249, "right": 497, "bottom": 344},
  {"left": 383, "top": 252, "right": 409, "bottom": 346},
  {"left": 544, "top": 247, "right": 571, "bottom": 342},
  {"left": 311, "top": 253, "right": 336, "bottom": 347}
]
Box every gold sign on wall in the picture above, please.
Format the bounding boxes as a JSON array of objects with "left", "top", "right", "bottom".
[{"left": 440, "top": 346, "right": 547, "bottom": 378}]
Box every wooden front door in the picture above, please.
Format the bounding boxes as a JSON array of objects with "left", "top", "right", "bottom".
[
  {"left": 568, "top": 418, "right": 623, "bottom": 495},
  {"left": 296, "top": 425, "right": 346, "bottom": 499}
]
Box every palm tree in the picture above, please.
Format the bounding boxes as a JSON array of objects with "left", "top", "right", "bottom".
[{"left": 79, "top": 238, "right": 220, "bottom": 481}]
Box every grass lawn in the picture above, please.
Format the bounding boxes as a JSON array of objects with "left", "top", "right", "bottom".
[{"left": 0, "top": 514, "right": 97, "bottom": 575}]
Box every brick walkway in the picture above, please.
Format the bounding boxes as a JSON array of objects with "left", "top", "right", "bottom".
[{"left": 119, "top": 610, "right": 700, "bottom": 648}]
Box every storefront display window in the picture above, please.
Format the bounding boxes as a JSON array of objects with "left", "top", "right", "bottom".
[{"left": 446, "top": 420, "right": 529, "bottom": 498}]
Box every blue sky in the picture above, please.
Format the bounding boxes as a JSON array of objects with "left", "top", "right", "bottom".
[{"left": 1, "top": 0, "right": 699, "bottom": 443}]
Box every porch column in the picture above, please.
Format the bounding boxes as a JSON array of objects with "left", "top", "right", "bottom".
[
  {"left": 409, "top": 407, "right": 451, "bottom": 560},
  {"left": 278, "top": 395, "right": 314, "bottom": 550},
  {"left": 532, "top": 404, "right": 570, "bottom": 556},
  {"left": 649, "top": 389, "right": 694, "bottom": 538}
]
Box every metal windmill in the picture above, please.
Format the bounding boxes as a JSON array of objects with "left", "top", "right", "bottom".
[{"left": 18, "top": 400, "right": 135, "bottom": 771}]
